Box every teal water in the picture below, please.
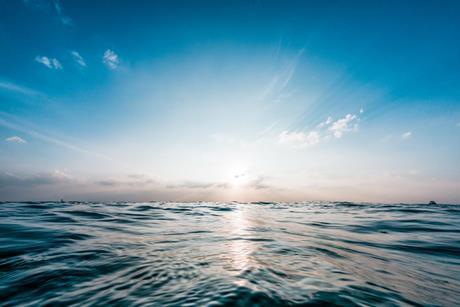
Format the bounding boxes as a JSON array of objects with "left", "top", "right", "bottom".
[{"left": 1, "top": 202, "right": 459, "bottom": 306}]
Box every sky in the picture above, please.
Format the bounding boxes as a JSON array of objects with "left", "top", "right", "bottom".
[{"left": 0, "top": 0, "right": 459, "bottom": 203}]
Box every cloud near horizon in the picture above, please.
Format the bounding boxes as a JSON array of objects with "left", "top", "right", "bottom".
[
  {"left": 0, "top": 170, "right": 275, "bottom": 202},
  {"left": 166, "top": 176, "right": 273, "bottom": 191},
  {"left": 0, "top": 169, "right": 72, "bottom": 187}
]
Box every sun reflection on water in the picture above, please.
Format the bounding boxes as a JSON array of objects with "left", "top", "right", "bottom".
[{"left": 224, "top": 205, "right": 258, "bottom": 285}]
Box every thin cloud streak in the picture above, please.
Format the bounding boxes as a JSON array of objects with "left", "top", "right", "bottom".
[
  {"left": 0, "top": 115, "right": 113, "bottom": 162},
  {"left": 5, "top": 136, "right": 27, "bottom": 144},
  {"left": 71, "top": 51, "right": 86, "bottom": 67},
  {"left": 22, "top": 0, "right": 73, "bottom": 26},
  {"left": 401, "top": 131, "right": 412, "bottom": 140},
  {"left": 0, "top": 113, "right": 160, "bottom": 181},
  {"left": 52, "top": 0, "right": 73, "bottom": 25},
  {"left": 260, "top": 48, "right": 304, "bottom": 103},
  {"left": 0, "top": 81, "right": 45, "bottom": 98}
]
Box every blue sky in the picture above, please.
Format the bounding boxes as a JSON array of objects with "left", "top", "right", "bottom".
[{"left": 1, "top": 0, "right": 459, "bottom": 202}]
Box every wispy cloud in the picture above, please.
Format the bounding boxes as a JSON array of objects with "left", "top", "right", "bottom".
[
  {"left": 278, "top": 130, "right": 320, "bottom": 148},
  {"left": 0, "top": 113, "right": 112, "bottom": 162},
  {"left": 260, "top": 48, "right": 304, "bottom": 103},
  {"left": 52, "top": 0, "right": 72, "bottom": 25},
  {"left": 401, "top": 131, "right": 412, "bottom": 140},
  {"left": 70, "top": 51, "right": 86, "bottom": 67},
  {"left": 22, "top": 0, "right": 49, "bottom": 11},
  {"left": 0, "top": 81, "right": 44, "bottom": 98},
  {"left": 329, "top": 114, "right": 358, "bottom": 138},
  {"left": 103, "top": 49, "right": 119, "bottom": 69},
  {"left": 279, "top": 111, "right": 361, "bottom": 148},
  {"left": 23, "top": 0, "right": 73, "bottom": 26},
  {"left": 0, "top": 113, "right": 158, "bottom": 184},
  {"left": 5, "top": 136, "right": 27, "bottom": 144},
  {"left": 35, "top": 56, "right": 62, "bottom": 69}
]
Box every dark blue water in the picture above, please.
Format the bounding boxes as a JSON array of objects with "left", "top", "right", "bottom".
[{"left": 1, "top": 202, "right": 459, "bottom": 306}]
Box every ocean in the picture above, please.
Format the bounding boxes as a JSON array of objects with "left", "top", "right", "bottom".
[{"left": 1, "top": 201, "right": 459, "bottom": 306}]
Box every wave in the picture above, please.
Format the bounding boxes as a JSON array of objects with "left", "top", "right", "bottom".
[{"left": 1, "top": 202, "right": 459, "bottom": 306}]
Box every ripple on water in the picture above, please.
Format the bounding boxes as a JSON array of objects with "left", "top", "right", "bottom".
[{"left": 0, "top": 202, "right": 460, "bottom": 306}]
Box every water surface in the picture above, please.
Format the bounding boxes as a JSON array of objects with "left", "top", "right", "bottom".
[{"left": 1, "top": 201, "right": 459, "bottom": 306}]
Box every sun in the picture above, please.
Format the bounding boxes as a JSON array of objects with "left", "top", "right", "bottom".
[
  {"left": 230, "top": 172, "right": 250, "bottom": 187},
  {"left": 226, "top": 163, "right": 251, "bottom": 188}
]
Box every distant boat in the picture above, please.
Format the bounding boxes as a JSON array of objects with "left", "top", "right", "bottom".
[{"left": 428, "top": 201, "right": 437, "bottom": 205}]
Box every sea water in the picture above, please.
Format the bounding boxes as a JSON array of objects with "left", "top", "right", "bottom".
[{"left": 1, "top": 201, "right": 459, "bottom": 306}]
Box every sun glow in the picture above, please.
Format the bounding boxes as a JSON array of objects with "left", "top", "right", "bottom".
[
  {"left": 227, "top": 163, "right": 251, "bottom": 188},
  {"left": 230, "top": 172, "right": 250, "bottom": 187}
]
